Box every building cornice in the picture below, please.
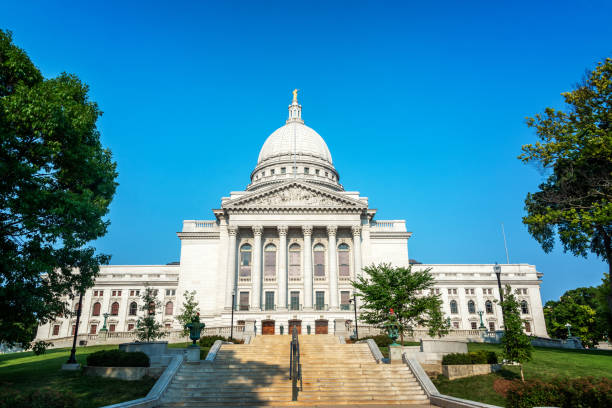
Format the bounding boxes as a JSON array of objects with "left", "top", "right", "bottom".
[{"left": 176, "top": 232, "right": 220, "bottom": 240}]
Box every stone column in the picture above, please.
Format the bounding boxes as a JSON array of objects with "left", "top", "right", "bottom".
[
  {"left": 225, "top": 226, "right": 238, "bottom": 309},
  {"left": 252, "top": 225, "right": 263, "bottom": 310},
  {"left": 327, "top": 225, "right": 338, "bottom": 309},
  {"left": 278, "top": 225, "right": 288, "bottom": 310},
  {"left": 352, "top": 226, "right": 362, "bottom": 278},
  {"left": 303, "top": 225, "right": 313, "bottom": 309}
]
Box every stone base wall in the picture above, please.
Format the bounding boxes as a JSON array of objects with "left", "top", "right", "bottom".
[
  {"left": 83, "top": 366, "right": 164, "bottom": 381},
  {"left": 442, "top": 364, "right": 501, "bottom": 380}
]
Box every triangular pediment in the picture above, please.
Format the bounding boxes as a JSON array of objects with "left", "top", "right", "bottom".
[{"left": 222, "top": 181, "right": 367, "bottom": 211}]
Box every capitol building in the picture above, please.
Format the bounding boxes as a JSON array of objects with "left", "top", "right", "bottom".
[{"left": 36, "top": 92, "right": 548, "bottom": 343}]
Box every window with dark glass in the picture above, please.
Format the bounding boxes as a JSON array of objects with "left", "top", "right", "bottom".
[
  {"left": 485, "top": 300, "right": 493, "bottom": 314},
  {"left": 111, "top": 302, "right": 119, "bottom": 315},
  {"left": 128, "top": 323, "right": 135, "bottom": 331},
  {"left": 52, "top": 325, "right": 60, "bottom": 336},
  {"left": 313, "top": 244, "right": 325, "bottom": 277},
  {"left": 315, "top": 291, "right": 325, "bottom": 310},
  {"left": 340, "top": 291, "right": 350, "bottom": 310},
  {"left": 471, "top": 321, "right": 477, "bottom": 329},
  {"left": 468, "top": 300, "right": 476, "bottom": 314},
  {"left": 129, "top": 302, "right": 137, "bottom": 316},
  {"left": 264, "top": 244, "right": 276, "bottom": 279},
  {"left": 524, "top": 321, "right": 531, "bottom": 332},
  {"left": 109, "top": 324, "right": 116, "bottom": 332},
  {"left": 90, "top": 324, "right": 97, "bottom": 334},
  {"left": 338, "top": 243, "right": 350, "bottom": 276},
  {"left": 240, "top": 244, "right": 252, "bottom": 278},
  {"left": 92, "top": 302, "right": 101, "bottom": 316},
  {"left": 450, "top": 300, "right": 458, "bottom": 314},
  {"left": 521, "top": 300, "right": 529, "bottom": 314},
  {"left": 489, "top": 322, "right": 495, "bottom": 332},
  {"left": 290, "top": 291, "right": 300, "bottom": 310},
  {"left": 239, "top": 292, "right": 249, "bottom": 311},
  {"left": 265, "top": 291, "right": 274, "bottom": 311},
  {"left": 289, "top": 244, "right": 301, "bottom": 277}
]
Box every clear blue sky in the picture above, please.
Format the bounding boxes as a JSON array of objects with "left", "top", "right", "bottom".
[{"left": 3, "top": 1, "right": 611, "bottom": 303}]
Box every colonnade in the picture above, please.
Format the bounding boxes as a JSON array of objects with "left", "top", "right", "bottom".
[{"left": 225, "top": 224, "right": 362, "bottom": 311}]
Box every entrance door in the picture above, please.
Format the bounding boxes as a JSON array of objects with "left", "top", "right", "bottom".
[
  {"left": 288, "top": 319, "right": 302, "bottom": 335},
  {"left": 315, "top": 319, "right": 328, "bottom": 334},
  {"left": 262, "top": 320, "right": 275, "bottom": 335}
]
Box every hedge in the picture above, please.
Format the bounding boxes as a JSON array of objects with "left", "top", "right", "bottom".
[
  {"left": 0, "top": 389, "right": 77, "bottom": 408},
  {"left": 506, "top": 377, "right": 612, "bottom": 408},
  {"left": 442, "top": 350, "right": 498, "bottom": 365},
  {"left": 86, "top": 349, "right": 150, "bottom": 367},
  {"left": 359, "top": 335, "right": 394, "bottom": 348},
  {"left": 198, "top": 335, "right": 243, "bottom": 348}
]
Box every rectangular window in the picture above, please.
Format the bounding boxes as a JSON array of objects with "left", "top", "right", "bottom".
[
  {"left": 340, "top": 291, "right": 350, "bottom": 310},
  {"left": 239, "top": 292, "right": 249, "bottom": 311},
  {"left": 471, "top": 321, "right": 477, "bottom": 330},
  {"left": 265, "top": 291, "right": 275, "bottom": 311},
  {"left": 72, "top": 325, "right": 76, "bottom": 335},
  {"left": 315, "top": 291, "right": 325, "bottom": 310},
  {"left": 489, "top": 322, "right": 495, "bottom": 332},
  {"left": 165, "top": 289, "right": 176, "bottom": 296},
  {"left": 128, "top": 323, "right": 134, "bottom": 331},
  {"left": 281, "top": 167, "right": 286, "bottom": 174},
  {"left": 314, "top": 250, "right": 325, "bottom": 277},
  {"left": 465, "top": 288, "right": 475, "bottom": 295},
  {"left": 315, "top": 169, "right": 320, "bottom": 175},
  {"left": 271, "top": 169, "right": 275, "bottom": 175},
  {"left": 290, "top": 291, "right": 300, "bottom": 310},
  {"left": 109, "top": 324, "right": 116, "bottom": 332},
  {"left": 112, "top": 290, "right": 116, "bottom": 296},
  {"left": 165, "top": 323, "right": 171, "bottom": 329},
  {"left": 52, "top": 325, "right": 60, "bottom": 336},
  {"left": 525, "top": 321, "right": 531, "bottom": 332},
  {"left": 453, "top": 321, "right": 459, "bottom": 329},
  {"left": 338, "top": 251, "right": 350, "bottom": 276},
  {"left": 240, "top": 250, "right": 252, "bottom": 278},
  {"left": 304, "top": 167, "right": 309, "bottom": 174},
  {"left": 90, "top": 325, "right": 97, "bottom": 334},
  {"left": 264, "top": 251, "right": 276, "bottom": 277}
]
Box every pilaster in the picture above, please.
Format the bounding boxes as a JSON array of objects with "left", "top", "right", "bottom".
[
  {"left": 327, "top": 225, "right": 338, "bottom": 309},
  {"left": 252, "top": 225, "right": 263, "bottom": 311},
  {"left": 278, "top": 225, "right": 288, "bottom": 310},
  {"left": 224, "top": 226, "right": 238, "bottom": 309},
  {"left": 303, "top": 225, "right": 313, "bottom": 309}
]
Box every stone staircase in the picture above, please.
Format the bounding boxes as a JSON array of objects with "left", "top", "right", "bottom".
[{"left": 158, "top": 334, "right": 431, "bottom": 406}]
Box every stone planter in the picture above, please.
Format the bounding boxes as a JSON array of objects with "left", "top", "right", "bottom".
[
  {"left": 442, "top": 363, "right": 501, "bottom": 380},
  {"left": 119, "top": 341, "right": 168, "bottom": 366},
  {"left": 84, "top": 366, "right": 148, "bottom": 381}
]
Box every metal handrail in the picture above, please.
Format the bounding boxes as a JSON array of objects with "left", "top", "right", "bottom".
[{"left": 289, "top": 326, "right": 302, "bottom": 401}]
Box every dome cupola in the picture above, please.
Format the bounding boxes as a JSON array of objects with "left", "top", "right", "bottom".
[{"left": 247, "top": 91, "right": 341, "bottom": 191}]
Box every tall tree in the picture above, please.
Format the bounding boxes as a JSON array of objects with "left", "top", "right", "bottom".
[
  {"left": 352, "top": 263, "right": 447, "bottom": 343},
  {"left": 135, "top": 287, "right": 164, "bottom": 343},
  {"left": 0, "top": 30, "right": 118, "bottom": 347},
  {"left": 176, "top": 290, "right": 201, "bottom": 336},
  {"left": 519, "top": 57, "right": 612, "bottom": 313},
  {"left": 544, "top": 296, "right": 598, "bottom": 347},
  {"left": 500, "top": 286, "right": 533, "bottom": 382}
]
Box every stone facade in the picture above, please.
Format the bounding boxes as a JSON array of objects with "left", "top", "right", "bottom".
[{"left": 35, "top": 94, "right": 548, "bottom": 343}]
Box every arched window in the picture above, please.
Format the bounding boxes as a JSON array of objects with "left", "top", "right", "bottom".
[
  {"left": 468, "top": 300, "right": 476, "bottom": 314},
  {"left": 338, "top": 243, "right": 350, "bottom": 277},
  {"left": 264, "top": 244, "right": 276, "bottom": 279},
  {"left": 111, "top": 302, "right": 119, "bottom": 316},
  {"left": 450, "top": 300, "right": 458, "bottom": 314},
  {"left": 239, "top": 244, "right": 252, "bottom": 278},
  {"left": 92, "top": 302, "right": 101, "bottom": 316},
  {"left": 165, "top": 301, "right": 173, "bottom": 315},
  {"left": 521, "top": 300, "right": 529, "bottom": 314},
  {"left": 485, "top": 300, "right": 493, "bottom": 314},
  {"left": 148, "top": 301, "right": 156, "bottom": 315},
  {"left": 313, "top": 244, "right": 325, "bottom": 277},
  {"left": 129, "top": 302, "right": 137, "bottom": 316},
  {"left": 289, "top": 243, "right": 301, "bottom": 277}
]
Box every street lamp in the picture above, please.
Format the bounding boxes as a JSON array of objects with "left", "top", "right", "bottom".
[
  {"left": 65, "top": 292, "right": 83, "bottom": 366},
  {"left": 565, "top": 323, "right": 572, "bottom": 338},
  {"left": 349, "top": 294, "right": 358, "bottom": 340},
  {"left": 230, "top": 289, "right": 235, "bottom": 340},
  {"left": 477, "top": 310, "right": 486, "bottom": 330},
  {"left": 100, "top": 313, "right": 110, "bottom": 332},
  {"left": 494, "top": 262, "right": 507, "bottom": 335}
]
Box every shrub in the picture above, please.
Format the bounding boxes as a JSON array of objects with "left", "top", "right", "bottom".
[
  {"left": 506, "top": 377, "right": 612, "bottom": 408},
  {"left": 360, "top": 335, "right": 394, "bottom": 348},
  {"left": 32, "top": 340, "right": 53, "bottom": 355},
  {"left": 0, "top": 389, "right": 77, "bottom": 408},
  {"left": 198, "top": 335, "right": 243, "bottom": 348},
  {"left": 442, "top": 350, "right": 498, "bottom": 365},
  {"left": 86, "top": 349, "right": 149, "bottom": 367}
]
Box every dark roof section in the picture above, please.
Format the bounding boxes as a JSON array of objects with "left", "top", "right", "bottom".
[
  {"left": 166, "top": 261, "right": 180, "bottom": 265},
  {"left": 409, "top": 259, "right": 422, "bottom": 265}
]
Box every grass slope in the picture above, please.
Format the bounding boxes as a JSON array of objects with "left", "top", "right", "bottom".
[
  {"left": 0, "top": 345, "right": 155, "bottom": 407},
  {"left": 432, "top": 343, "right": 612, "bottom": 406}
]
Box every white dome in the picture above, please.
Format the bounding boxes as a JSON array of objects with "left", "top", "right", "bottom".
[{"left": 257, "top": 122, "right": 333, "bottom": 165}]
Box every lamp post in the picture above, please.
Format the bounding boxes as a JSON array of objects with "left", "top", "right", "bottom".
[
  {"left": 494, "top": 262, "right": 507, "bottom": 334},
  {"left": 65, "top": 292, "right": 83, "bottom": 366},
  {"left": 565, "top": 323, "right": 572, "bottom": 338},
  {"left": 477, "top": 310, "right": 486, "bottom": 330},
  {"left": 230, "top": 289, "right": 235, "bottom": 340},
  {"left": 349, "top": 294, "right": 358, "bottom": 340},
  {"left": 100, "top": 313, "right": 110, "bottom": 332}
]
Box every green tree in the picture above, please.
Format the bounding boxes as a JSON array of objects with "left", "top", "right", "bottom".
[
  {"left": 501, "top": 286, "right": 533, "bottom": 382},
  {"left": 0, "top": 30, "right": 117, "bottom": 347},
  {"left": 544, "top": 296, "right": 598, "bottom": 347},
  {"left": 519, "top": 57, "right": 612, "bottom": 314},
  {"left": 135, "top": 287, "right": 164, "bottom": 342},
  {"left": 176, "top": 290, "right": 201, "bottom": 336},
  {"left": 352, "top": 263, "right": 447, "bottom": 343}
]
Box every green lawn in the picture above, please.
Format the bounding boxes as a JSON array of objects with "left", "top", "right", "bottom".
[
  {"left": 0, "top": 345, "right": 155, "bottom": 407},
  {"left": 432, "top": 343, "right": 612, "bottom": 406}
]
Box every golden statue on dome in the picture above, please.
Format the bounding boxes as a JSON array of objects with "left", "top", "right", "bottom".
[{"left": 292, "top": 88, "right": 299, "bottom": 103}]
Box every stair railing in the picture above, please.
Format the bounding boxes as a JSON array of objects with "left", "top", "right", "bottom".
[{"left": 289, "top": 326, "right": 302, "bottom": 400}]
